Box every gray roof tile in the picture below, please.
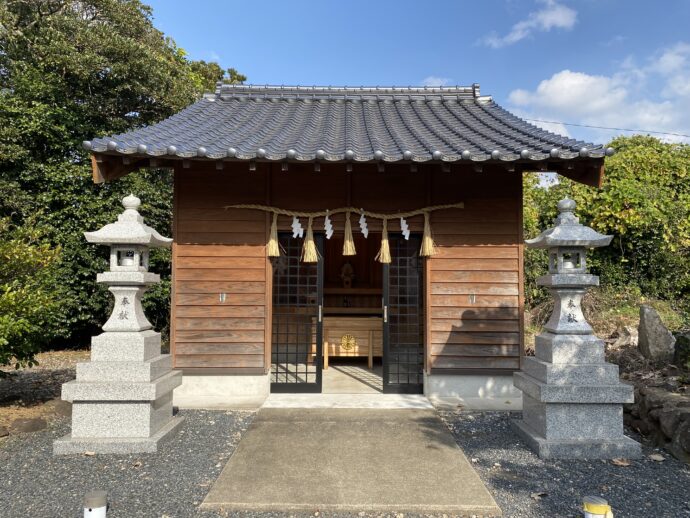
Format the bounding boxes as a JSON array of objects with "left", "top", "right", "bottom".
[{"left": 85, "top": 84, "right": 612, "bottom": 162}]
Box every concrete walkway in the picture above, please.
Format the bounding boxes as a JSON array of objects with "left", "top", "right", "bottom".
[{"left": 202, "top": 408, "right": 501, "bottom": 515}]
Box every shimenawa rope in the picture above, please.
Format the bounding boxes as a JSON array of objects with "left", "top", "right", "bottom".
[{"left": 225, "top": 203, "right": 463, "bottom": 263}]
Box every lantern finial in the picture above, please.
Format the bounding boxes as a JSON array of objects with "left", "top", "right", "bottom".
[
  {"left": 122, "top": 193, "right": 141, "bottom": 211},
  {"left": 557, "top": 198, "right": 576, "bottom": 212}
]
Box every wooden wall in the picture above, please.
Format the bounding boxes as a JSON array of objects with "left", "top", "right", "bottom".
[
  {"left": 172, "top": 162, "right": 522, "bottom": 375},
  {"left": 427, "top": 172, "right": 523, "bottom": 373},
  {"left": 172, "top": 165, "right": 269, "bottom": 373}
]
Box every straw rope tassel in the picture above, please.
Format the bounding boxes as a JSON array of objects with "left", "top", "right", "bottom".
[
  {"left": 302, "top": 216, "right": 318, "bottom": 262},
  {"left": 420, "top": 211, "right": 436, "bottom": 257},
  {"left": 343, "top": 211, "right": 356, "bottom": 256},
  {"left": 267, "top": 212, "right": 280, "bottom": 257},
  {"left": 376, "top": 217, "right": 391, "bottom": 263}
]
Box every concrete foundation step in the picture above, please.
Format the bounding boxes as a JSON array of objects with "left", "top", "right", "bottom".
[{"left": 262, "top": 393, "right": 434, "bottom": 409}]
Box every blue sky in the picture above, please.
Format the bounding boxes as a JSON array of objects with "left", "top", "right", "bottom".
[{"left": 146, "top": 0, "right": 690, "bottom": 144}]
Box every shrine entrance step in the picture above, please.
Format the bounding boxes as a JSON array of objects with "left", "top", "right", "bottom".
[
  {"left": 262, "top": 393, "right": 432, "bottom": 409},
  {"left": 201, "top": 408, "right": 501, "bottom": 515}
]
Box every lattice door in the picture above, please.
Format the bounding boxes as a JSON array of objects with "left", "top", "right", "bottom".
[
  {"left": 270, "top": 233, "right": 323, "bottom": 392},
  {"left": 382, "top": 235, "right": 425, "bottom": 394}
]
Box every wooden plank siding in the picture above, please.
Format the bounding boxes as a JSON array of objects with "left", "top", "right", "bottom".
[
  {"left": 171, "top": 162, "right": 523, "bottom": 375},
  {"left": 427, "top": 171, "right": 522, "bottom": 373},
  {"left": 172, "top": 164, "right": 269, "bottom": 373}
]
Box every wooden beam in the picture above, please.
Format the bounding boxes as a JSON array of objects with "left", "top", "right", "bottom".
[
  {"left": 554, "top": 160, "right": 605, "bottom": 188},
  {"left": 264, "top": 164, "right": 273, "bottom": 375},
  {"left": 90, "top": 154, "right": 149, "bottom": 184},
  {"left": 517, "top": 178, "right": 525, "bottom": 370},
  {"left": 91, "top": 155, "right": 105, "bottom": 184},
  {"left": 90, "top": 152, "right": 607, "bottom": 189},
  {"left": 170, "top": 165, "right": 179, "bottom": 366},
  {"left": 518, "top": 159, "right": 606, "bottom": 188}
]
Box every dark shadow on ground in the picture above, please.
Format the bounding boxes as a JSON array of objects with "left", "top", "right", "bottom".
[{"left": 0, "top": 368, "right": 75, "bottom": 408}]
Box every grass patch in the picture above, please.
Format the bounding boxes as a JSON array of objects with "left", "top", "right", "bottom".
[{"left": 525, "top": 287, "right": 689, "bottom": 350}]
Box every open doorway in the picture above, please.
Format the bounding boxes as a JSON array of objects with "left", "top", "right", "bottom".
[
  {"left": 270, "top": 232, "right": 425, "bottom": 394},
  {"left": 321, "top": 234, "right": 384, "bottom": 394}
]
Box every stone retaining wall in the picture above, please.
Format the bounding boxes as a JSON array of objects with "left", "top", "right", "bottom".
[{"left": 624, "top": 387, "right": 690, "bottom": 462}]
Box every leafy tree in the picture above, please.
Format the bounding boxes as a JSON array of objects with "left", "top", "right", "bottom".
[
  {"left": 0, "top": 0, "right": 244, "bottom": 360},
  {"left": 189, "top": 61, "right": 246, "bottom": 91},
  {"left": 0, "top": 217, "right": 61, "bottom": 372},
  {"left": 524, "top": 135, "right": 690, "bottom": 319},
  {"left": 522, "top": 173, "right": 550, "bottom": 307}
]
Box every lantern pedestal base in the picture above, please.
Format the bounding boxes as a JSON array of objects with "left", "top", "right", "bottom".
[
  {"left": 512, "top": 366, "right": 641, "bottom": 459},
  {"left": 53, "top": 415, "right": 184, "bottom": 455},
  {"left": 54, "top": 330, "right": 183, "bottom": 455},
  {"left": 511, "top": 418, "right": 641, "bottom": 459}
]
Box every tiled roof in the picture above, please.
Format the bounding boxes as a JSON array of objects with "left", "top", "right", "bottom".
[{"left": 85, "top": 83, "right": 612, "bottom": 163}]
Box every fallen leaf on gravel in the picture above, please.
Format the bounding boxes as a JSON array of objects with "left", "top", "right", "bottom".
[
  {"left": 132, "top": 461, "right": 142, "bottom": 468},
  {"left": 84, "top": 451, "right": 95, "bottom": 456},
  {"left": 611, "top": 458, "right": 631, "bottom": 466},
  {"left": 648, "top": 453, "right": 665, "bottom": 462},
  {"left": 530, "top": 492, "right": 548, "bottom": 500}
]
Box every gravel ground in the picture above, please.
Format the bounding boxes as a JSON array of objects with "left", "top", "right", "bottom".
[
  {"left": 1, "top": 409, "right": 689, "bottom": 517},
  {"left": 0, "top": 410, "right": 254, "bottom": 518},
  {"left": 439, "top": 411, "right": 690, "bottom": 518}
]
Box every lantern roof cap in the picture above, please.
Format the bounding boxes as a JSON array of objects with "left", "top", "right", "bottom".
[
  {"left": 525, "top": 198, "right": 612, "bottom": 249},
  {"left": 84, "top": 194, "right": 172, "bottom": 247}
]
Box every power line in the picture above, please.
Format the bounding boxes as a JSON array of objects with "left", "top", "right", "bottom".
[{"left": 523, "top": 118, "right": 690, "bottom": 139}]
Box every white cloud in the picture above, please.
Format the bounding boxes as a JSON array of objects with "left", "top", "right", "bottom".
[
  {"left": 652, "top": 42, "right": 690, "bottom": 75},
  {"left": 421, "top": 76, "right": 453, "bottom": 87},
  {"left": 506, "top": 43, "right": 690, "bottom": 144},
  {"left": 481, "top": 0, "right": 576, "bottom": 49},
  {"left": 508, "top": 70, "right": 627, "bottom": 117}
]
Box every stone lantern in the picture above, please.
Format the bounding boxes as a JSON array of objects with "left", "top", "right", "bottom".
[
  {"left": 54, "top": 195, "right": 183, "bottom": 454},
  {"left": 512, "top": 199, "right": 641, "bottom": 459}
]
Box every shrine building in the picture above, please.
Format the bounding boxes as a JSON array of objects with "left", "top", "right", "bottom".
[{"left": 83, "top": 83, "right": 611, "bottom": 407}]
